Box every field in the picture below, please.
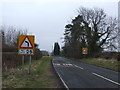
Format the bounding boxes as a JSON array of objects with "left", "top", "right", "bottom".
[
  {"left": 2, "top": 56, "right": 61, "bottom": 88},
  {"left": 78, "top": 58, "right": 120, "bottom": 71}
]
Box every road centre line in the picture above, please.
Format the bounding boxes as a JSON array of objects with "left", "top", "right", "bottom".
[
  {"left": 74, "top": 65, "right": 84, "bottom": 69},
  {"left": 92, "top": 72, "right": 120, "bottom": 86}
]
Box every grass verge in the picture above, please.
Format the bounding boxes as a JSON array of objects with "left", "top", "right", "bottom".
[
  {"left": 77, "top": 58, "right": 120, "bottom": 71},
  {"left": 2, "top": 56, "right": 61, "bottom": 88}
]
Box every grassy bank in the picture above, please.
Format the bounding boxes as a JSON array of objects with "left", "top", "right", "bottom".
[
  {"left": 2, "top": 56, "right": 61, "bottom": 88},
  {"left": 78, "top": 58, "right": 120, "bottom": 71}
]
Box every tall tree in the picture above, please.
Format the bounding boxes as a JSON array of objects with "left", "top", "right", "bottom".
[
  {"left": 77, "top": 7, "right": 118, "bottom": 53},
  {"left": 53, "top": 42, "right": 60, "bottom": 56},
  {"left": 62, "top": 7, "right": 118, "bottom": 58}
]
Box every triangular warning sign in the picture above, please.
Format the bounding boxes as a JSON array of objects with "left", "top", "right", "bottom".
[{"left": 20, "top": 36, "right": 33, "bottom": 49}]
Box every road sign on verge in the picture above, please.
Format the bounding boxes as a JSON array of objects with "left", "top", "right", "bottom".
[
  {"left": 18, "top": 35, "right": 34, "bottom": 55},
  {"left": 82, "top": 48, "right": 88, "bottom": 54}
]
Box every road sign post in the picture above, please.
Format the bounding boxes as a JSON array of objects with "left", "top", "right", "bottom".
[
  {"left": 18, "top": 35, "right": 34, "bottom": 74},
  {"left": 28, "top": 55, "right": 32, "bottom": 74},
  {"left": 22, "top": 55, "right": 24, "bottom": 65}
]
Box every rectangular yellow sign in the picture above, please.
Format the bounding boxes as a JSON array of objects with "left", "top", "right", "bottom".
[
  {"left": 18, "top": 35, "right": 35, "bottom": 55},
  {"left": 82, "top": 48, "right": 88, "bottom": 54}
]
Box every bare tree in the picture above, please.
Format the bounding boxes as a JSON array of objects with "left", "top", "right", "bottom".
[
  {"left": 62, "top": 7, "right": 118, "bottom": 58},
  {"left": 0, "top": 26, "right": 27, "bottom": 52},
  {"left": 77, "top": 7, "right": 118, "bottom": 52},
  {"left": 1, "top": 26, "right": 27, "bottom": 47}
]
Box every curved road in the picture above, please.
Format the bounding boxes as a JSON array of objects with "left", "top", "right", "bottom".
[{"left": 52, "top": 57, "right": 120, "bottom": 89}]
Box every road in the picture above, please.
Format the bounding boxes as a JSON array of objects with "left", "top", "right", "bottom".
[{"left": 52, "top": 57, "right": 120, "bottom": 89}]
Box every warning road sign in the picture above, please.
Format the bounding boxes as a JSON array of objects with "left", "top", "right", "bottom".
[
  {"left": 18, "top": 35, "right": 34, "bottom": 55},
  {"left": 82, "top": 48, "right": 88, "bottom": 54},
  {"left": 20, "top": 36, "right": 33, "bottom": 49}
]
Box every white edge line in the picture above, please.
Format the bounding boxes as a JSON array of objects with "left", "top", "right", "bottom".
[
  {"left": 52, "top": 59, "right": 69, "bottom": 90},
  {"left": 56, "top": 71, "right": 69, "bottom": 90},
  {"left": 92, "top": 72, "right": 120, "bottom": 86}
]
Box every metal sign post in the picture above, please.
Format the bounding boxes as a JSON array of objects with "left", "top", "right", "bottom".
[
  {"left": 28, "top": 55, "right": 32, "bottom": 74},
  {"left": 22, "top": 55, "right": 24, "bottom": 65}
]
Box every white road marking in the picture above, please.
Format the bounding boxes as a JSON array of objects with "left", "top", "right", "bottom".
[
  {"left": 56, "top": 71, "right": 69, "bottom": 90},
  {"left": 74, "top": 65, "right": 84, "bottom": 69},
  {"left": 67, "top": 64, "right": 73, "bottom": 66},
  {"left": 53, "top": 59, "right": 119, "bottom": 87},
  {"left": 55, "top": 64, "right": 61, "bottom": 65},
  {"left": 63, "top": 63, "right": 73, "bottom": 66},
  {"left": 52, "top": 59, "right": 69, "bottom": 90},
  {"left": 92, "top": 72, "right": 120, "bottom": 86}
]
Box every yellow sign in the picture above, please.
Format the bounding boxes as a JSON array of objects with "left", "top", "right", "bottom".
[
  {"left": 82, "top": 48, "right": 88, "bottom": 54},
  {"left": 18, "top": 35, "right": 35, "bottom": 55}
]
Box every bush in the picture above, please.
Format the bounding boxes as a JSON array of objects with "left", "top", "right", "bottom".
[
  {"left": 93, "top": 52, "right": 119, "bottom": 60},
  {"left": 2, "top": 49, "right": 42, "bottom": 72},
  {"left": 117, "top": 52, "right": 120, "bottom": 61}
]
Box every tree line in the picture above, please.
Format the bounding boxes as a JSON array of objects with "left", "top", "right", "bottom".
[
  {"left": 61, "top": 7, "right": 118, "bottom": 58},
  {"left": 1, "top": 26, "right": 40, "bottom": 53},
  {"left": 1, "top": 26, "right": 27, "bottom": 52}
]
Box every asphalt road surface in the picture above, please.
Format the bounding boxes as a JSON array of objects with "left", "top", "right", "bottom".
[{"left": 52, "top": 57, "right": 120, "bottom": 89}]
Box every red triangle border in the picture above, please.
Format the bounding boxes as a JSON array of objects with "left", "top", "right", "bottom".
[{"left": 19, "top": 36, "right": 34, "bottom": 49}]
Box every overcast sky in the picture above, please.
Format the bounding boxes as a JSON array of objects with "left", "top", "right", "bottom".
[{"left": 1, "top": 0, "right": 119, "bottom": 52}]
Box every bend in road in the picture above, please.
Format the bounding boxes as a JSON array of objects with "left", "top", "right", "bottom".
[{"left": 52, "top": 57, "right": 119, "bottom": 88}]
